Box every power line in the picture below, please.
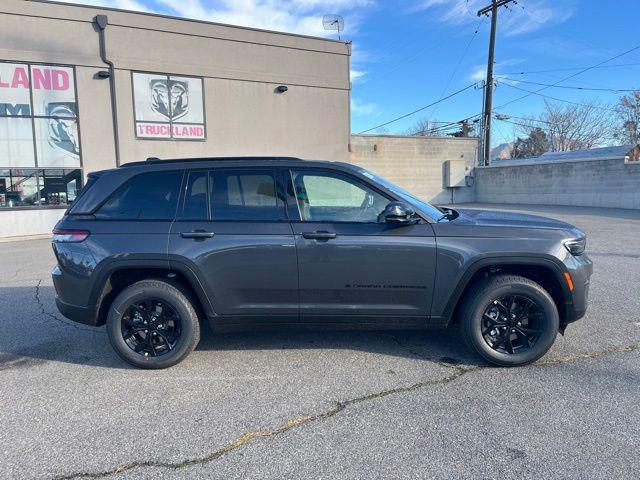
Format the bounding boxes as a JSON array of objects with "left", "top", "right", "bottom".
[
  {"left": 356, "top": 82, "right": 479, "bottom": 134},
  {"left": 477, "top": 0, "right": 518, "bottom": 166},
  {"left": 494, "top": 44, "right": 640, "bottom": 110},
  {"left": 494, "top": 116, "right": 539, "bottom": 131},
  {"left": 494, "top": 113, "right": 554, "bottom": 125},
  {"left": 411, "top": 114, "right": 483, "bottom": 136},
  {"left": 500, "top": 77, "right": 637, "bottom": 93},
  {"left": 428, "top": 17, "right": 485, "bottom": 120},
  {"left": 496, "top": 81, "right": 619, "bottom": 112},
  {"left": 363, "top": 35, "right": 451, "bottom": 84},
  {"left": 502, "top": 62, "right": 640, "bottom": 76}
]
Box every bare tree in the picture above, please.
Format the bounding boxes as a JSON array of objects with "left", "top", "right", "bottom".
[
  {"left": 613, "top": 90, "right": 640, "bottom": 145},
  {"left": 405, "top": 118, "right": 476, "bottom": 137},
  {"left": 516, "top": 100, "right": 612, "bottom": 152},
  {"left": 405, "top": 118, "right": 442, "bottom": 136}
]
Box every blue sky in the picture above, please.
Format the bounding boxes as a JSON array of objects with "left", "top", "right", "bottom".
[{"left": 52, "top": 0, "right": 640, "bottom": 145}]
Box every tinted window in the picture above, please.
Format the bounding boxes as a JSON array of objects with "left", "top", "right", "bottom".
[
  {"left": 180, "top": 171, "right": 209, "bottom": 220},
  {"left": 211, "top": 170, "right": 284, "bottom": 221},
  {"left": 96, "top": 171, "right": 182, "bottom": 220},
  {"left": 291, "top": 170, "right": 389, "bottom": 223}
]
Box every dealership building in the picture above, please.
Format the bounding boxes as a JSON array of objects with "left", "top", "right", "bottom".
[{"left": 0, "top": 0, "right": 351, "bottom": 236}]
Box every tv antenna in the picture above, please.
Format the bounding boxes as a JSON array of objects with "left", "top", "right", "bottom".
[{"left": 323, "top": 14, "right": 344, "bottom": 40}]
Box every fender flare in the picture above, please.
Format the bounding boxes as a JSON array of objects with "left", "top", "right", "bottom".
[
  {"left": 89, "top": 257, "right": 216, "bottom": 321},
  {"left": 438, "top": 254, "right": 572, "bottom": 324}
]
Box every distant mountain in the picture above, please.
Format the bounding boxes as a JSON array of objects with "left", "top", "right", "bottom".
[{"left": 491, "top": 142, "right": 513, "bottom": 161}]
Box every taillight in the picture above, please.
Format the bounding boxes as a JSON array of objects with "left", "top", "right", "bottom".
[{"left": 52, "top": 229, "right": 90, "bottom": 243}]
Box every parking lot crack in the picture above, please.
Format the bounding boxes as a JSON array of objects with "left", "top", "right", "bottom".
[
  {"left": 35, "top": 279, "right": 96, "bottom": 332},
  {"left": 52, "top": 343, "right": 640, "bottom": 480}
]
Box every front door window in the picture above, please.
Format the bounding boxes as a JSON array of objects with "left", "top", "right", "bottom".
[{"left": 290, "top": 170, "right": 389, "bottom": 223}]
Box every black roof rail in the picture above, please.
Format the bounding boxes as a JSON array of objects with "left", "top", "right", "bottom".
[{"left": 119, "top": 156, "right": 304, "bottom": 168}]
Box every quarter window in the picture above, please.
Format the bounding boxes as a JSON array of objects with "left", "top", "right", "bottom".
[
  {"left": 180, "top": 170, "right": 209, "bottom": 220},
  {"left": 96, "top": 171, "right": 182, "bottom": 220},
  {"left": 291, "top": 171, "right": 389, "bottom": 223}
]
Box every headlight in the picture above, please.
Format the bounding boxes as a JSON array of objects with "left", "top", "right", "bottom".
[{"left": 564, "top": 237, "right": 586, "bottom": 256}]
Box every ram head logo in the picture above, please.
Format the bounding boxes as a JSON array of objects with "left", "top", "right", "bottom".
[
  {"left": 150, "top": 78, "right": 189, "bottom": 120},
  {"left": 46, "top": 102, "right": 79, "bottom": 156}
]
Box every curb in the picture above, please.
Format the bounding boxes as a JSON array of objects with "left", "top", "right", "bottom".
[{"left": 0, "top": 234, "right": 52, "bottom": 243}]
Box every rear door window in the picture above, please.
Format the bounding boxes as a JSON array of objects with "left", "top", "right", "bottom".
[
  {"left": 95, "top": 170, "right": 182, "bottom": 220},
  {"left": 210, "top": 169, "right": 285, "bottom": 221}
]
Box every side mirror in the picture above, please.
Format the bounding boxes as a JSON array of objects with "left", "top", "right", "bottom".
[{"left": 382, "top": 201, "right": 418, "bottom": 225}]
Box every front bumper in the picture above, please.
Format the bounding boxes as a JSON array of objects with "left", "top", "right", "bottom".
[{"left": 561, "top": 253, "right": 593, "bottom": 329}]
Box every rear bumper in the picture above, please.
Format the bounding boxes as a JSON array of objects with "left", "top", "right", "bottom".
[
  {"left": 55, "top": 296, "right": 99, "bottom": 326},
  {"left": 52, "top": 265, "right": 99, "bottom": 326}
]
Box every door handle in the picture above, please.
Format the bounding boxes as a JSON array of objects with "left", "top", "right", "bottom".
[
  {"left": 302, "top": 231, "right": 337, "bottom": 240},
  {"left": 180, "top": 230, "right": 215, "bottom": 239}
]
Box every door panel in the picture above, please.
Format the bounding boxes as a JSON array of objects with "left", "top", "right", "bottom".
[
  {"left": 169, "top": 221, "right": 297, "bottom": 317},
  {"left": 292, "top": 222, "right": 436, "bottom": 318},
  {"left": 287, "top": 169, "right": 437, "bottom": 320},
  {"left": 168, "top": 168, "right": 297, "bottom": 320}
]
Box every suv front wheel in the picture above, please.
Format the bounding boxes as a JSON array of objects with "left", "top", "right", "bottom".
[
  {"left": 459, "top": 274, "right": 559, "bottom": 367},
  {"left": 107, "top": 279, "right": 201, "bottom": 369}
]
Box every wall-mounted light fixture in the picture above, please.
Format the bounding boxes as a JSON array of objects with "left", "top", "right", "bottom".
[
  {"left": 275, "top": 85, "right": 288, "bottom": 93},
  {"left": 96, "top": 70, "right": 111, "bottom": 79}
]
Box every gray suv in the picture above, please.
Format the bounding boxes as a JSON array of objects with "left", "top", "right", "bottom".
[{"left": 52, "top": 157, "right": 592, "bottom": 369}]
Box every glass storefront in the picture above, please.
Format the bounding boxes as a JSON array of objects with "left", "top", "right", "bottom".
[
  {"left": 0, "top": 168, "right": 82, "bottom": 208},
  {"left": 0, "top": 61, "right": 82, "bottom": 208}
]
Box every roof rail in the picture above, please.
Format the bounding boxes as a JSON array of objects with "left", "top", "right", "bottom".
[{"left": 119, "top": 156, "right": 303, "bottom": 167}]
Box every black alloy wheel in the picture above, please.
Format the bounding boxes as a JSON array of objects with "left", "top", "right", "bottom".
[
  {"left": 459, "top": 274, "right": 559, "bottom": 367},
  {"left": 107, "top": 279, "right": 200, "bottom": 369},
  {"left": 481, "top": 295, "right": 543, "bottom": 355},
  {"left": 122, "top": 298, "right": 182, "bottom": 358}
]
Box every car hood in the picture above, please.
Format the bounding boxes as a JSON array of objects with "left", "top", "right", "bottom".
[{"left": 450, "top": 208, "right": 581, "bottom": 233}]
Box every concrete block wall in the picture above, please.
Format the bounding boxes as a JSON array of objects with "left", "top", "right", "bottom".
[
  {"left": 348, "top": 135, "right": 478, "bottom": 204},
  {"left": 475, "top": 157, "right": 640, "bottom": 209}
]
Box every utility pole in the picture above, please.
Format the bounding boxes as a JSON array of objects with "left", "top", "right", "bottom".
[{"left": 477, "top": 0, "right": 516, "bottom": 165}]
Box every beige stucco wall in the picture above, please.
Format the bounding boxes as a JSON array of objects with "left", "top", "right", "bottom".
[
  {"left": 0, "top": 0, "right": 351, "bottom": 171},
  {"left": 0, "top": 0, "right": 350, "bottom": 237},
  {"left": 348, "top": 135, "right": 478, "bottom": 204}
]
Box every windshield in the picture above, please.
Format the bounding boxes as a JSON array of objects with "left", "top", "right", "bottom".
[{"left": 356, "top": 167, "right": 446, "bottom": 220}]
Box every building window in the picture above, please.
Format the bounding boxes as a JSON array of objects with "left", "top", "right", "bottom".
[
  {"left": 132, "top": 72, "right": 205, "bottom": 141},
  {"left": 0, "top": 61, "right": 82, "bottom": 208}
]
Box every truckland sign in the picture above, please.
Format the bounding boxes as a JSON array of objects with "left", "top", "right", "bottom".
[
  {"left": 132, "top": 72, "right": 205, "bottom": 140},
  {"left": 0, "top": 63, "right": 80, "bottom": 168}
]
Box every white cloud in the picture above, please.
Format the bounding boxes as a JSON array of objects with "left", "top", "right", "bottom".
[
  {"left": 351, "top": 98, "right": 379, "bottom": 116},
  {"left": 409, "top": 0, "right": 575, "bottom": 36},
  {"left": 45, "top": 0, "right": 151, "bottom": 11},
  {"left": 45, "top": 0, "right": 372, "bottom": 37},
  {"left": 350, "top": 69, "right": 366, "bottom": 82},
  {"left": 469, "top": 60, "right": 523, "bottom": 85},
  {"left": 153, "top": 0, "right": 372, "bottom": 37}
]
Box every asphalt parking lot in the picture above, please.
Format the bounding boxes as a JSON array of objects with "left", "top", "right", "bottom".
[{"left": 1, "top": 203, "right": 639, "bottom": 480}]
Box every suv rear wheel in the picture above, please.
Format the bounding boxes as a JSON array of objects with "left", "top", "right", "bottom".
[
  {"left": 106, "top": 280, "right": 200, "bottom": 369},
  {"left": 459, "top": 274, "right": 559, "bottom": 367}
]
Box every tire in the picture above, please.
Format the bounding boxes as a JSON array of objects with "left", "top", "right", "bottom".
[
  {"left": 106, "top": 279, "right": 201, "bottom": 369},
  {"left": 459, "top": 274, "right": 559, "bottom": 367}
]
